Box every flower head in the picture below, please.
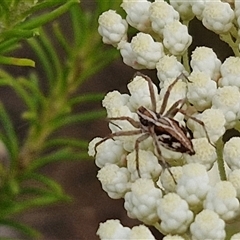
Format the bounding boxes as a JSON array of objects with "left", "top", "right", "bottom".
[
  {"left": 190, "top": 46, "right": 221, "bottom": 81},
  {"left": 96, "top": 219, "right": 131, "bottom": 239},
  {"left": 97, "top": 164, "right": 130, "bottom": 199},
  {"left": 95, "top": 1, "right": 240, "bottom": 238},
  {"left": 223, "top": 137, "right": 240, "bottom": 170},
  {"left": 211, "top": 86, "right": 240, "bottom": 128},
  {"left": 157, "top": 193, "right": 194, "bottom": 234},
  {"left": 124, "top": 178, "right": 162, "bottom": 224},
  {"left": 130, "top": 33, "right": 164, "bottom": 69},
  {"left": 163, "top": 20, "right": 192, "bottom": 55},
  {"left": 149, "top": 1, "right": 179, "bottom": 36},
  {"left": 98, "top": 10, "right": 128, "bottom": 46},
  {"left": 202, "top": 2, "right": 234, "bottom": 34},
  {"left": 176, "top": 163, "right": 210, "bottom": 209},
  {"left": 203, "top": 181, "right": 239, "bottom": 221},
  {"left": 121, "top": 0, "right": 151, "bottom": 31},
  {"left": 190, "top": 209, "right": 226, "bottom": 240},
  {"left": 219, "top": 56, "right": 240, "bottom": 88}
]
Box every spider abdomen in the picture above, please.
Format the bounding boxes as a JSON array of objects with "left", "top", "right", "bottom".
[{"left": 154, "top": 118, "right": 195, "bottom": 155}]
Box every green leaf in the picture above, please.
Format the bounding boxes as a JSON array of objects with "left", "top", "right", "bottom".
[
  {"left": 20, "top": 173, "right": 64, "bottom": 195},
  {"left": 0, "top": 28, "right": 39, "bottom": 40},
  {"left": 0, "top": 38, "right": 21, "bottom": 54},
  {"left": 27, "top": 36, "right": 54, "bottom": 85},
  {"left": 18, "top": 75, "right": 46, "bottom": 106},
  {"left": 36, "top": 28, "right": 63, "bottom": 88},
  {"left": 0, "top": 103, "right": 19, "bottom": 163},
  {"left": 52, "top": 22, "right": 71, "bottom": 56},
  {"left": 24, "top": 0, "right": 70, "bottom": 15},
  {"left": 0, "top": 193, "right": 69, "bottom": 217},
  {"left": 0, "top": 1, "right": 9, "bottom": 12},
  {"left": 69, "top": 93, "right": 104, "bottom": 106},
  {"left": 0, "top": 1, "right": 80, "bottom": 55},
  {"left": 50, "top": 110, "right": 106, "bottom": 130},
  {"left": 28, "top": 149, "right": 89, "bottom": 171},
  {"left": 20, "top": 0, "right": 80, "bottom": 30},
  {"left": 0, "top": 56, "right": 35, "bottom": 67}
]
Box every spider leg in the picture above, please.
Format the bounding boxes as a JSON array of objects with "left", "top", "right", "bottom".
[
  {"left": 94, "top": 129, "right": 142, "bottom": 157},
  {"left": 134, "top": 72, "right": 157, "bottom": 112},
  {"left": 164, "top": 98, "right": 186, "bottom": 118},
  {"left": 134, "top": 133, "right": 150, "bottom": 177},
  {"left": 160, "top": 73, "right": 187, "bottom": 115},
  {"left": 178, "top": 108, "right": 214, "bottom": 147},
  {"left": 108, "top": 116, "right": 140, "bottom": 128}
]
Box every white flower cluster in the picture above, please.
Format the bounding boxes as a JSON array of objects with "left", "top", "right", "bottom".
[
  {"left": 91, "top": 0, "right": 240, "bottom": 239},
  {"left": 98, "top": 0, "right": 239, "bottom": 70}
]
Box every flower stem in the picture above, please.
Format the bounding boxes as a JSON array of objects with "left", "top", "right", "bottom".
[
  {"left": 220, "top": 30, "right": 240, "bottom": 57},
  {"left": 215, "top": 137, "right": 227, "bottom": 181}
]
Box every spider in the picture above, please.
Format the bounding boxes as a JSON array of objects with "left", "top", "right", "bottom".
[{"left": 94, "top": 72, "right": 211, "bottom": 177}]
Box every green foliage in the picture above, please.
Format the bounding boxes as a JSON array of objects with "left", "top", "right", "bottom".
[
  {"left": 0, "top": 0, "right": 121, "bottom": 238},
  {"left": 0, "top": 0, "right": 79, "bottom": 66}
]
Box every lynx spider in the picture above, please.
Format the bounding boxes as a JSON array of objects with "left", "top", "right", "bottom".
[{"left": 94, "top": 72, "right": 211, "bottom": 178}]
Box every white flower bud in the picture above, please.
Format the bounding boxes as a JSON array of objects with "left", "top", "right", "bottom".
[
  {"left": 190, "top": 0, "right": 209, "bottom": 20},
  {"left": 121, "top": 0, "right": 151, "bottom": 31},
  {"left": 190, "top": 46, "right": 221, "bottom": 81},
  {"left": 157, "top": 193, "right": 193, "bottom": 234},
  {"left": 163, "top": 235, "right": 185, "bottom": 240},
  {"left": 159, "top": 166, "right": 183, "bottom": 193},
  {"left": 169, "top": 0, "right": 194, "bottom": 21},
  {"left": 97, "top": 164, "right": 130, "bottom": 199},
  {"left": 219, "top": 56, "right": 240, "bottom": 88},
  {"left": 204, "top": 181, "right": 239, "bottom": 221},
  {"left": 190, "top": 209, "right": 226, "bottom": 240},
  {"left": 176, "top": 163, "right": 210, "bottom": 209},
  {"left": 231, "top": 233, "right": 240, "bottom": 240},
  {"left": 124, "top": 178, "right": 162, "bottom": 224},
  {"left": 90, "top": 138, "right": 126, "bottom": 168},
  {"left": 127, "top": 150, "right": 162, "bottom": 181},
  {"left": 149, "top": 1, "right": 179, "bottom": 36},
  {"left": 127, "top": 75, "right": 158, "bottom": 111},
  {"left": 156, "top": 55, "right": 185, "bottom": 88},
  {"left": 184, "top": 138, "right": 217, "bottom": 170},
  {"left": 211, "top": 86, "right": 240, "bottom": 129},
  {"left": 102, "top": 90, "right": 129, "bottom": 112},
  {"left": 202, "top": 2, "right": 234, "bottom": 34},
  {"left": 129, "top": 225, "right": 156, "bottom": 239},
  {"left": 223, "top": 137, "right": 240, "bottom": 171},
  {"left": 228, "top": 169, "right": 240, "bottom": 199},
  {"left": 163, "top": 20, "right": 192, "bottom": 55},
  {"left": 88, "top": 137, "right": 100, "bottom": 157},
  {"left": 131, "top": 33, "right": 164, "bottom": 69},
  {"left": 187, "top": 71, "right": 217, "bottom": 111},
  {"left": 187, "top": 108, "right": 226, "bottom": 144},
  {"left": 97, "top": 219, "right": 131, "bottom": 239},
  {"left": 118, "top": 40, "right": 143, "bottom": 69},
  {"left": 236, "top": 1, "right": 240, "bottom": 29},
  {"left": 98, "top": 10, "right": 128, "bottom": 46}
]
